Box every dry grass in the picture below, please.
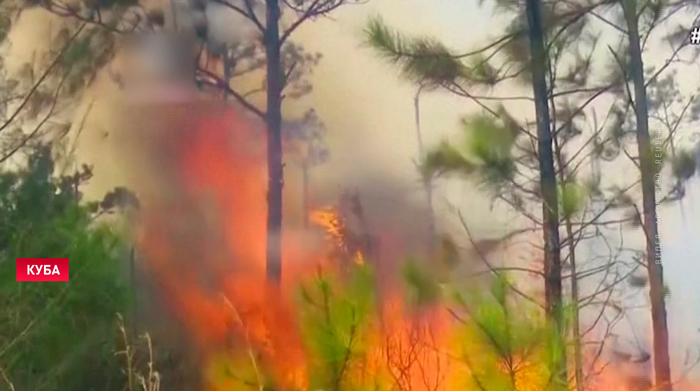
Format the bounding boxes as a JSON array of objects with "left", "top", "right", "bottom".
[
  {"left": 117, "top": 313, "right": 161, "bottom": 391},
  {"left": 0, "top": 364, "right": 16, "bottom": 391}
]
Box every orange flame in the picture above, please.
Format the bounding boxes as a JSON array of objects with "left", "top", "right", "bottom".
[
  {"left": 133, "top": 102, "right": 696, "bottom": 391},
  {"left": 136, "top": 105, "right": 316, "bottom": 391}
]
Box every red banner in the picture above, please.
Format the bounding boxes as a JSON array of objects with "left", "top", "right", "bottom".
[{"left": 16, "top": 258, "right": 69, "bottom": 281}]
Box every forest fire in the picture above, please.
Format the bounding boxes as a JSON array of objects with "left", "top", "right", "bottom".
[
  {"left": 129, "top": 103, "right": 690, "bottom": 391},
  {"left": 130, "top": 103, "right": 461, "bottom": 391}
]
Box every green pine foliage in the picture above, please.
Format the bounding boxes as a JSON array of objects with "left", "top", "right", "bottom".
[
  {"left": 450, "top": 275, "right": 561, "bottom": 391},
  {"left": 0, "top": 146, "right": 131, "bottom": 391},
  {"left": 297, "top": 264, "right": 377, "bottom": 391},
  {"left": 401, "top": 257, "right": 442, "bottom": 308},
  {"left": 363, "top": 16, "right": 499, "bottom": 88},
  {"left": 364, "top": 16, "right": 467, "bottom": 87},
  {"left": 421, "top": 112, "right": 517, "bottom": 191},
  {"left": 558, "top": 180, "right": 587, "bottom": 219}
]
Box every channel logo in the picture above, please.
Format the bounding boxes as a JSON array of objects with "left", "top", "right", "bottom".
[{"left": 16, "top": 258, "right": 69, "bottom": 281}]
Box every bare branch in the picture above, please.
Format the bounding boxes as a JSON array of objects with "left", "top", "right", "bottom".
[
  {"left": 0, "top": 22, "right": 87, "bottom": 134},
  {"left": 196, "top": 68, "right": 266, "bottom": 119}
]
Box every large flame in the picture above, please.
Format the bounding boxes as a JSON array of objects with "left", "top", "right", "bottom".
[
  {"left": 135, "top": 103, "right": 314, "bottom": 390},
  {"left": 132, "top": 102, "right": 696, "bottom": 391}
]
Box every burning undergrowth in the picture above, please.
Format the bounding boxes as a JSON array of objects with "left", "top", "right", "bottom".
[
  {"left": 125, "top": 102, "right": 680, "bottom": 391},
  {"left": 126, "top": 102, "right": 460, "bottom": 391}
]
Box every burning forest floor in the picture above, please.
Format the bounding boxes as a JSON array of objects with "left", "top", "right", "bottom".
[{"left": 123, "top": 103, "right": 700, "bottom": 391}]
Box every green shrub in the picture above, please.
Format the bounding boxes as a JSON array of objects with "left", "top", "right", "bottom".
[
  {"left": 297, "top": 264, "right": 377, "bottom": 391},
  {"left": 0, "top": 146, "right": 130, "bottom": 391}
]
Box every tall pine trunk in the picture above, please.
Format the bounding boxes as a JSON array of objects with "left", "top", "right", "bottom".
[
  {"left": 622, "top": 0, "right": 672, "bottom": 389},
  {"left": 524, "top": 0, "right": 566, "bottom": 387},
  {"left": 265, "top": 0, "right": 283, "bottom": 283}
]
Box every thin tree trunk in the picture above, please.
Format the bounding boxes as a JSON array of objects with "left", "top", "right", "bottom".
[
  {"left": 524, "top": 0, "right": 566, "bottom": 388},
  {"left": 552, "top": 132, "right": 583, "bottom": 391},
  {"left": 265, "top": 0, "right": 283, "bottom": 283},
  {"left": 567, "top": 222, "right": 583, "bottom": 391},
  {"left": 549, "top": 67, "right": 584, "bottom": 391},
  {"left": 623, "top": 1, "right": 672, "bottom": 389},
  {"left": 414, "top": 86, "right": 436, "bottom": 251}
]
